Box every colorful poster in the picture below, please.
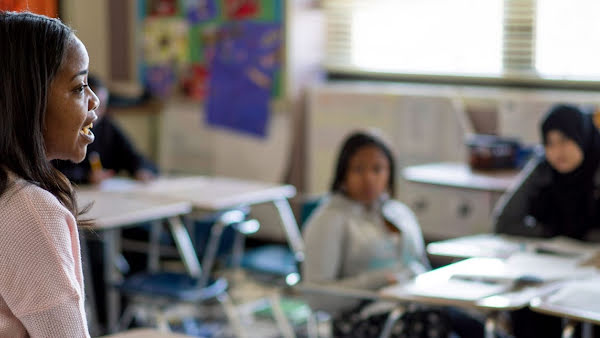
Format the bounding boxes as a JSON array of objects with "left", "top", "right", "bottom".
[
  {"left": 145, "top": 64, "right": 177, "bottom": 98},
  {"left": 224, "top": 0, "right": 259, "bottom": 20},
  {"left": 148, "top": 0, "right": 177, "bottom": 17},
  {"left": 143, "top": 17, "right": 189, "bottom": 66},
  {"left": 139, "top": 0, "right": 284, "bottom": 136},
  {"left": 185, "top": 0, "right": 217, "bottom": 24},
  {"left": 205, "top": 22, "right": 281, "bottom": 137}
]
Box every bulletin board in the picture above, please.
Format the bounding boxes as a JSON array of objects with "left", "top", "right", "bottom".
[
  {"left": 139, "top": 0, "right": 285, "bottom": 137},
  {"left": 0, "top": 0, "right": 58, "bottom": 17}
]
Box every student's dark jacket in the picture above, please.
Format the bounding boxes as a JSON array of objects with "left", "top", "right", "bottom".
[
  {"left": 492, "top": 154, "right": 600, "bottom": 241},
  {"left": 53, "top": 116, "right": 158, "bottom": 184}
]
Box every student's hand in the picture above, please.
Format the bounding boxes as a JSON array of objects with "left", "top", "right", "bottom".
[
  {"left": 386, "top": 270, "right": 413, "bottom": 285},
  {"left": 135, "top": 169, "right": 156, "bottom": 182},
  {"left": 89, "top": 169, "right": 115, "bottom": 185}
]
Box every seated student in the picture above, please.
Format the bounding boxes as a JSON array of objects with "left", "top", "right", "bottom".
[
  {"left": 493, "top": 104, "right": 600, "bottom": 240},
  {"left": 0, "top": 11, "right": 99, "bottom": 336},
  {"left": 493, "top": 104, "right": 600, "bottom": 338},
  {"left": 302, "top": 131, "right": 483, "bottom": 338},
  {"left": 53, "top": 75, "right": 158, "bottom": 184}
]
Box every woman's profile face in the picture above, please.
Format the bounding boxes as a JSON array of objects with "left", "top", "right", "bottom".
[
  {"left": 343, "top": 145, "right": 390, "bottom": 206},
  {"left": 44, "top": 35, "right": 99, "bottom": 162},
  {"left": 545, "top": 130, "right": 584, "bottom": 173}
]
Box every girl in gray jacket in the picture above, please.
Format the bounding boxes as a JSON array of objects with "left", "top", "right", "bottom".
[{"left": 302, "top": 132, "right": 483, "bottom": 337}]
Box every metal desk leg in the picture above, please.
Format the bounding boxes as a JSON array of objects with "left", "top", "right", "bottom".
[
  {"left": 583, "top": 322, "right": 593, "bottom": 338},
  {"left": 563, "top": 320, "right": 576, "bottom": 338},
  {"left": 273, "top": 199, "right": 305, "bottom": 262},
  {"left": 270, "top": 292, "right": 296, "bottom": 338},
  {"left": 103, "top": 229, "right": 122, "bottom": 334},
  {"left": 166, "top": 216, "right": 202, "bottom": 278},
  {"left": 379, "top": 306, "right": 405, "bottom": 338},
  {"left": 148, "top": 220, "right": 162, "bottom": 272},
  {"left": 485, "top": 313, "right": 497, "bottom": 338}
]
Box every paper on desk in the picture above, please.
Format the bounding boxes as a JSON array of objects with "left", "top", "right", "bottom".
[
  {"left": 546, "top": 277, "right": 600, "bottom": 313},
  {"left": 453, "top": 252, "right": 597, "bottom": 282},
  {"left": 427, "top": 234, "right": 525, "bottom": 258},
  {"left": 96, "top": 177, "right": 142, "bottom": 192},
  {"left": 404, "top": 278, "right": 512, "bottom": 301}
]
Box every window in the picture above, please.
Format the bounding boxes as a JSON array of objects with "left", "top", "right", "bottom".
[
  {"left": 536, "top": 0, "right": 600, "bottom": 81},
  {"left": 325, "top": 0, "right": 600, "bottom": 86}
]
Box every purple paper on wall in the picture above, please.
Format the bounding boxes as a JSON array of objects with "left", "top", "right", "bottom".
[{"left": 205, "top": 21, "right": 282, "bottom": 138}]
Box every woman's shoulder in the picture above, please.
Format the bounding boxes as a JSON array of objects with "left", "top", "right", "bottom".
[{"left": 0, "top": 176, "right": 73, "bottom": 226}]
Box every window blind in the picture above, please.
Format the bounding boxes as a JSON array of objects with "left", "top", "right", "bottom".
[{"left": 324, "top": 0, "right": 600, "bottom": 86}]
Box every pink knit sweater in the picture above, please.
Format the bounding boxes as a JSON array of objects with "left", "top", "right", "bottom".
[{"left": 0, "top": 175, "right": 89, "bottom": 337}]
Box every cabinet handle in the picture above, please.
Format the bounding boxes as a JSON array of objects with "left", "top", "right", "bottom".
[
  {"left": 457, "top": 203, "right": 471, "bottom": 218},
  {"left": 414, "top": 199, "right": 428, "bottom": 212}
]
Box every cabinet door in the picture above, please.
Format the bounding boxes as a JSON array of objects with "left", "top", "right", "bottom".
[
  {"left": 400, "top": 183, "right": 493, "bottom": 240},
  {"left": 442, "top": 189, "right": 493, "bottom": 237},
  {"left": 400, "top": 183, "right": 441, "bottom": 239}
]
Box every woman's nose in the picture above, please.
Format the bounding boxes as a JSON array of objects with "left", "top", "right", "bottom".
[{"left": 88, "top": 89, "right": 100, "bottom": 111}]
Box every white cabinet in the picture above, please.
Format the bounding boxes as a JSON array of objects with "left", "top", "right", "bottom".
[
  {"left": 400, "top": 163, "right": 518, "bottom": 240},
  {"left": 401, "top": 183, "right": 493, "bottom": 240}
]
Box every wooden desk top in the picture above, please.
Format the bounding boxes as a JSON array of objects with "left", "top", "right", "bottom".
[
  {"left": 100, "top": 328, "right": 192, "bottom": 337},
  {"left": 93, "top": 176, "right": 297, "bottom": 211},
  {"left": 402, "top": 162, "right": 519, "bottom": 192},
  {"left": 77, "top": 190, "right": 192, "bottom": 230}
]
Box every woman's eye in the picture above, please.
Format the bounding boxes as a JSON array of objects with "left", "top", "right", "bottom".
[{"left": 75, "top": 84, "right": 88, "bottom": 93}]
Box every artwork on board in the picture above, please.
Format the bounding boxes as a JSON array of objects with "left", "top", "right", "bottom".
[
  {"left": 139, "top": 0, "right": 284, "bottom": 137},
  {"left": 185, "top": 0, "right": 218, "bottom": 24},
  {"left": 182, "top": 64, "right": 209, "bottom": 100},
  {"left": 223, "top": 0, "right": 260, "bottom": 20},
  {"left": 143, "top": 17, "right": 189, "bottom": 66},
  {"left": 205, "top": 21, "right": 282, "bottom": 137},
  {"left": 145, "top": 64, "right": 177, "bottom": 98},
  {"left": 148, "top": 0, "right": 177, "bottom": 17}
]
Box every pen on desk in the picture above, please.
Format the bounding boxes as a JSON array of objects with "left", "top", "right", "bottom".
[{"left": 89, "top": 151, "right": 103, "bottom": 172}]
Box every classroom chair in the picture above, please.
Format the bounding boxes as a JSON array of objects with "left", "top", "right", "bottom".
[
  {"left": 236, "top": 196, "right": 323, "bottom": 286},
  {"left": 116, "top": 209, "right": 259, "bottom": 336},
  {"left": 229, "top": 196, "right": 407, "bottom": 338}
]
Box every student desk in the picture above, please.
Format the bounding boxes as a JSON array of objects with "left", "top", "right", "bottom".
[
  {"left": 97, "top": 176, "right": 303, "bottom": 261},
  {"left": 100, "top": 328, "right": 192, "bottom": 337},
  {"left": 530, "top": 277, "right": 600, "bottom": 338},
  {"left": 379, "top": 257, "right": 581, "bottom": 338},
  {"left": 427, "top": 233, "right": 600, "bottom": 260},
  {"left": 77, "top": 190, "right": 192, "bottom": 334},
  {"left": 86, "top": 176, "right": 301, "bottom": 332}
]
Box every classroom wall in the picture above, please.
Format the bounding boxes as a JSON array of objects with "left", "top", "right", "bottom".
[
  {"left": 61, "top": 0, "right": 109, "bottom": 83},
  {"left": 61, "top": 0, "right": 324, "bottom": 185}
]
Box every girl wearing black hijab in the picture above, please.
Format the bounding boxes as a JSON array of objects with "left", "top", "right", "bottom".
[
  {"left": 492, "top": 104, "right": 600, "bottom": 338},
  {"left": 493, "top": 104, "right": 600, "bottom": 240}
]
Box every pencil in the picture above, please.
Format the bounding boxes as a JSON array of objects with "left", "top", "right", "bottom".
[{"left": 89, "top": 151, "right": 103, "bottom": 172}]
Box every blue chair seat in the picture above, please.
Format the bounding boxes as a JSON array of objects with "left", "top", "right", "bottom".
[
  {"left": 118, "top": 272, "right": 228, "bottom": 302},
  {"left": 240, "top": 244, "right": 298, "bottom": 277}
]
